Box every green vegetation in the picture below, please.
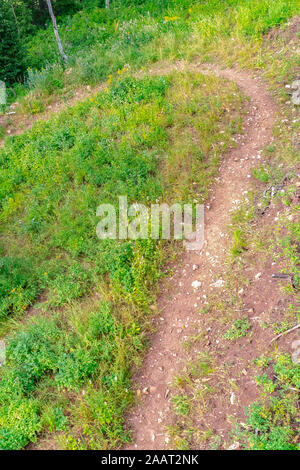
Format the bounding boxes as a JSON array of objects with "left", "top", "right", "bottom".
[
  {"left": 0, "top": 0, "right": 299, "bottom": 452},
  {"left": 0, "top": 72, "right": 242, "bottom": 324},
  {"left": 0, "top": 75, "right": 170, "bottom": 322},
  {"left": 166, "top": 4, "right": 300, "bottom": 448},
  {"left": 231, "top": 228, "right": 248, "bottom": 256},
  {"left": 169, "top": 171, "right": 300, "bottom": 449},
  {"left": 0, "top": 1, "right": 25, "bottom": 83},
  {"left": 278, "top": 217, "right": 300, "bottom": 292},
  {"left": 2, "top": 0, "right": 299, "bottom": 108},
  {"left": 0, "top": 69, "right": 244, "bottom": 449},
  {"left": 224, "top": 316, "right": 251, "bottom": 340},
  {"left": 0, "top": 304, "right": 134, "bottom": 449},
  {"left": 171, "top": 395, "right": 190, "bottom": 416},
  {"left": 234, "top": 355, "right": 300, "bottom": 450}
]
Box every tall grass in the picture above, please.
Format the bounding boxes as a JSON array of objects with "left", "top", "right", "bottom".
[{"left": 14, "top": 0, "right": 299, "bottom": 110}]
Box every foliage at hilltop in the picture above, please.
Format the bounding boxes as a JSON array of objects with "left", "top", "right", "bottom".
[{"left": 2, "top": 0, "right": 299, "bottom": 90}]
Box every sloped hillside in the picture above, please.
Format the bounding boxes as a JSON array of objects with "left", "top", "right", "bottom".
[{"left": 0, "top": 0, "right": 299, "bottom": 451}]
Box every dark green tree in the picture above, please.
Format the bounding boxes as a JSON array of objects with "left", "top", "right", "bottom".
[
  {"left": 22, "top": 0, "right": 85, "bottom": 27},
  {"left": 0, "top": 1, "right": 25, "bottom": 84},
  {"left": 45, "top": 0, "right": 68, "bottom": 63}
]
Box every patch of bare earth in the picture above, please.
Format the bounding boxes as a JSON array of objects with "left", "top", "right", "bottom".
[
  {"left": 265, "top": 16, "right": 300, "bottom": 44},
  {"left": 194, "top": 186, "right": 300, "bottom": 449},
  {"left": 123, "top": 64, "right": 280, "bottom": 450},
  {"left": 0, "top": 83, "right": 106, "bottom": 148}
]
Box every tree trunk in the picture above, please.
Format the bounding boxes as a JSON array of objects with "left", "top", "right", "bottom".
[
  {"left": 105, "top": 0, "right": 110, "bottom": 9},
  {"left": 45, "top": 0, "right": 68, "bottom": 63},
  {"left": 11, "top": 3, "right": 20, "bottom": 39}
]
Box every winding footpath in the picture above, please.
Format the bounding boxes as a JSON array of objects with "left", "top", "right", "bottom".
[{"left": 123, "top": 62, "right": 277, "bottom": 449}]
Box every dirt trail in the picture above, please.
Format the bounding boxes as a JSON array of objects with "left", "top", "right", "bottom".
[{"left": 123, "top": 63, "right": 277, "bottom": 450}]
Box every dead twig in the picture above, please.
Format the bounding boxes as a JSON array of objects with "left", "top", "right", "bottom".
[
  {"left": 272, "top": 273, "right": 299, "bottom": 290},
  {"left": 259, "top": 176, "right": 289, "bottom": 216},
  {"left": 270, "top": 323, "right": 300, "bottom": 344}
]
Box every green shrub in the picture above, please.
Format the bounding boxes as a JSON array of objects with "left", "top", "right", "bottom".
[
  {"left": 235, "top": 355, "right": 300, "bottom": 450},
  {"left": 5, "top": 318, "right": 61, "bottom": 392},
  {"left": 172, "top": 395, "right": 190, "bottom": 416},
  {"left": 0, "top": 400, "right": 41, "bottom": 450},
  {"left": 224, "top": 316, "right": 251, "bottom": 340},
  {"left": 87, "top": 302, "right": 116, "bottom": 339}
]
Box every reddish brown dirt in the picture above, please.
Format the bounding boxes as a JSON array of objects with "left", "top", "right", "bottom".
[
  {"left": 123, "top": 63, "right": 279, "bottom": 450},
  {"left": 186, "top": 250, "right": 299, "bottom": 448}
]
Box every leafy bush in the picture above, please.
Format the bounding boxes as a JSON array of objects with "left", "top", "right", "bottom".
[
  {"left": 224, "top": 316, "right": 251, "bottom": 340},
  {"left": 0, "top": 400, "right": 41, "bottom": 450},
  {"left": 172, "top": 394, "right": 190, "bottom": 416},
  {"left": 0, "top": 256, "right": 38, "bottom": 320},
  {"left": 15, "top": 0, "right": 299, "bottom": 105},
  {"left": 55, "top": 348, "right": 100, "bottom": 391},
  {"left": 5, "top": 318, "right": 61, "bottom": 393},
  {"left": 87, "top": 302, "right": 116, "bottom": 339},
  {"left": 235, "top": 355, "right": 300, "bottom": 450},
  {"left": 0, "top": 302, "right": 127, "bottom": 448}
]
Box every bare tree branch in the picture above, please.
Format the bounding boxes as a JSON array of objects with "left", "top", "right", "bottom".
[
  {"left": 270, "top": 324, "right": 300, "bottom": 344},
  {"left": 11, "top": 2, "right": 20, "bottom": 40},
  {"left": 45, "top": 0, "right": 68, "bottom": 63}
]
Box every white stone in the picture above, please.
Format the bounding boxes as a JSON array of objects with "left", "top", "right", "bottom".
[
  {"left": 211, "top": 279, "right": 225, "bottom": 288},
  {"left": 191, "top": 280, "right": 202, "bottom": 289}
]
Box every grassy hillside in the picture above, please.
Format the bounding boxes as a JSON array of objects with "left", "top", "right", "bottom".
[
  {"left": 2, "top": 0, "right": 298, "bottom": 114},
  {"left": 0, "top": 70, "right": 244, "bottom": 449},
  {"left": 0, "top": 0, "right": 299, "bottom": 451}
]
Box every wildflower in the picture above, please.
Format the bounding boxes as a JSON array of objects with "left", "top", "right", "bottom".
[
  {"left": 11, "top": 288, "right": 15, "bottom": 293},
  {"left": 164, "top": 16, "right": 179, "bottom": 22}
]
